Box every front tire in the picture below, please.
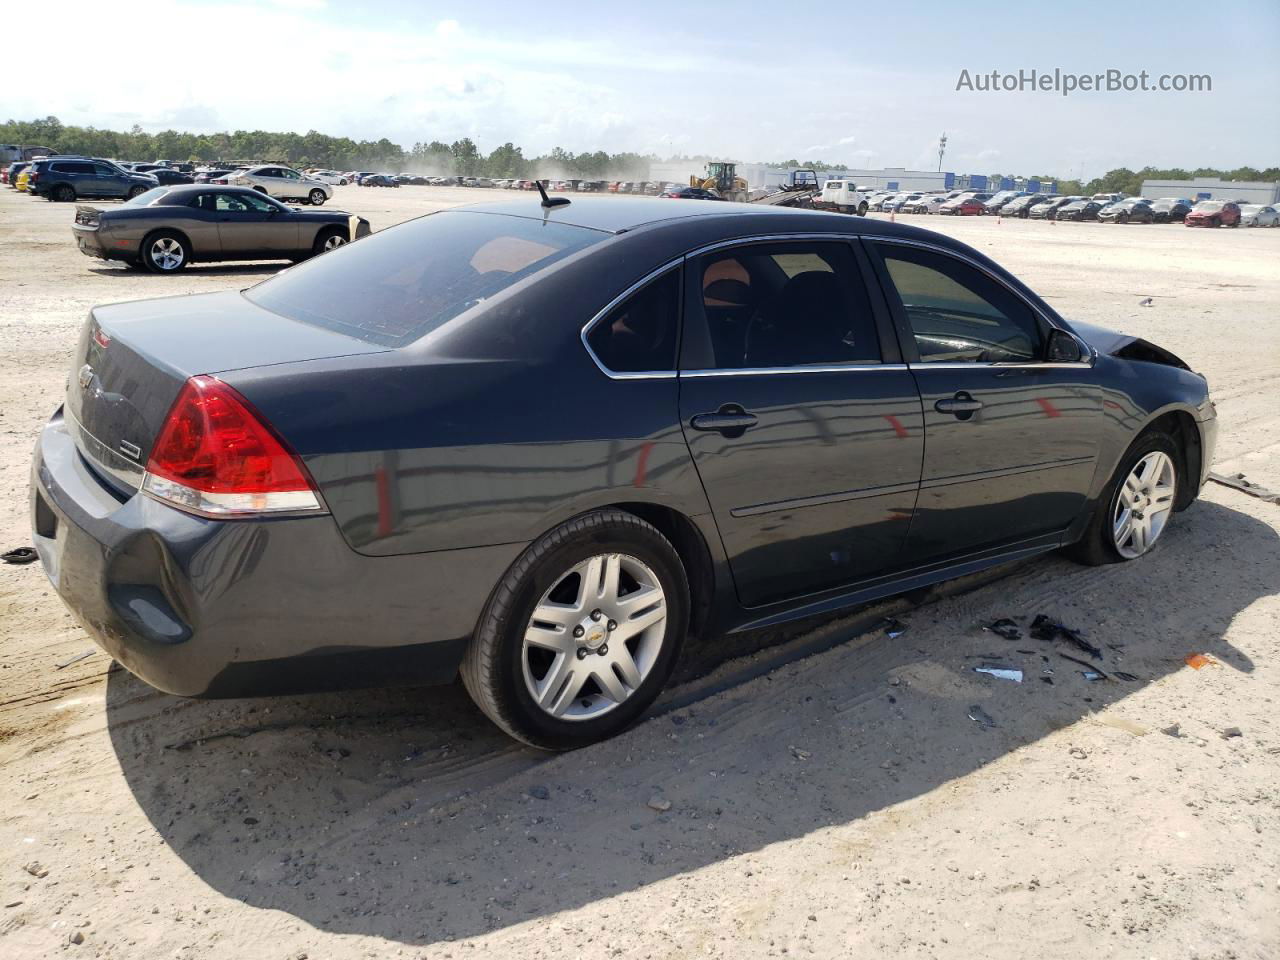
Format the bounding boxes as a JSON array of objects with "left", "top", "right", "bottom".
[
  {"left": 312, "top": 227, "right": 348, "bottom": 255},
  {"left": 858, "top": 201, "right": 868, "bottom": 216},
  {"left": 142, "top": 230, "right": 190, "bottom": 273},
  {"left": 461, "top": 509, "right": 689, "bottom": 750},
  {"left": 1067, "top": 431, "right": 1180, "bottom": 566},
  {"left": 308, "top": 188, "right": 327, "bottom": 206}
]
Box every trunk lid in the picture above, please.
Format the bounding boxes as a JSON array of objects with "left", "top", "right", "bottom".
[{"left": 66, "top": 289, "right": 389, "bottom": 496}]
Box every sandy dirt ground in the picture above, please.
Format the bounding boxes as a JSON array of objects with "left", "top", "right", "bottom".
[{"left": 1, "top": 185, "right": 1278, "bottom": 959}]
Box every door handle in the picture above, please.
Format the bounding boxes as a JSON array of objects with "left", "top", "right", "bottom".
[
  {"left": 935, "top": 392, "right": 983, "bottom": 419},
  {"left": 690, "top": 404, "right": 758, "bottom": 437}
]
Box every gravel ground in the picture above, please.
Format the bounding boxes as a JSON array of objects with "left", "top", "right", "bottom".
[{"left": 1, "top": 185, "right": 1278, "bottom": 959}]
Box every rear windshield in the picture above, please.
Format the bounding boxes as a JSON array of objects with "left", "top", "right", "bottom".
[{"left": 245, "top": 211, "right": 607, "bottom": 348}]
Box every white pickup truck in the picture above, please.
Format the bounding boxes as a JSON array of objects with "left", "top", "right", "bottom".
[{"left": 819, "top": 179, "right": 871, "bottom": 215}]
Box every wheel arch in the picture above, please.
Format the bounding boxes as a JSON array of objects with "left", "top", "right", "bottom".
[
  {"left": 1143, "top": 408, "right": 1202, "bottom": 510},
  {"left": 601, "top": 501, "right": 717, "bottom": 640}
]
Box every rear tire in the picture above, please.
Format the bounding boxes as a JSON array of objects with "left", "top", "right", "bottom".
[
  {"left": 52, "top": 184, "right": 75, "bottom": 202},
  {"left": 125, "top": 185, "right": 147, "bottom": 200},
  {"left": 1066, "top": 430, "right": 1180, "bottom": 566},
  {"left": 460, "top": 509, "right": 689, "bottom": 750},
  {"left": 141, "top": 230, "right": 190, "bottom": 273}
]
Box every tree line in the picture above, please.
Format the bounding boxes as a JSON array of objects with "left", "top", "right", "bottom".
[
  {"left": 0, "top": 116, "right": 657, "bottom": 179},
  {"left": 4, "top": 117, "right": 1275, "bottom": 190}
]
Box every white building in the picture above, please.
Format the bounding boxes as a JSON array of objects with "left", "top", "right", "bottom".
[{"left": 1140, "top": 178, "right": 1280, "bottom": 204}]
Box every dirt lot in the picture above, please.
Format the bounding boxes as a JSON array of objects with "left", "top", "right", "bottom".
[{"left": 1, "top": 185, "right": 1278, "bottom": 959}]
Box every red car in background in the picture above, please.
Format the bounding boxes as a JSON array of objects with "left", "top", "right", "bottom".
[
  {"left": 942, "top": 197, "right": 986, "bottom": 216},
  {"left": 1184, "top": 200, "right": 1241, "bottom": 227}
]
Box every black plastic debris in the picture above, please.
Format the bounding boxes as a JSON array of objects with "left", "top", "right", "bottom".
[
  {"left": 1031, "top": 614, "right": 1102, "bottom": 659},
  {"left": 967, "top": 705, "right": 996, "bottom": 728},
  {"left": 1112, "top": 671, "right": 1140, "bottom": 682},
  {"left": 987, "top": 618, "right": 1022, "bottom": 640},
  {"left": 2, "top": 546, "right": 38, "bottom": 565}
]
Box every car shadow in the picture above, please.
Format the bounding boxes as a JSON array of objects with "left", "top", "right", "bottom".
[{"left": 105, "top": 498, "right": 1271, "bottom": 945}]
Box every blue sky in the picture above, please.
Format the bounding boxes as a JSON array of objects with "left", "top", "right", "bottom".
[{"left": 5, "top": 0, "right": 1277, "bottom": 177}]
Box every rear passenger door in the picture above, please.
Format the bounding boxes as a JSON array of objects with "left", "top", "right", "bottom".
[
  {"left": 865, "top": 239, "right": 1101, "bottom": 564},
  {"left": 678, "top": 240, "right": 925, "bottom": 608}
]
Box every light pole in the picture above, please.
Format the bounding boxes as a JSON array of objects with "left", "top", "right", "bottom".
[{"left": 937, "top": 133, "right": 947, "bottom": 173}]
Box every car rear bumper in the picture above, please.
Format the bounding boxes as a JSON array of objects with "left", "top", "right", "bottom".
[
  {"left": 30, "top": 408, "right": 525, "bottom": 698},
  {"left": 71, "top": 225, "right": 118, "bottom": 261}
]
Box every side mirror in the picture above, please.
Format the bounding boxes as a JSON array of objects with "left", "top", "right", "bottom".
[{"left": 1046, "top": 328, "right": 1085, "bottom": 363}]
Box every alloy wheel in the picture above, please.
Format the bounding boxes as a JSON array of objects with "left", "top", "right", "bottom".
[
  {"left": 521, "top": 553, "right": 667, "bottom": 721},
  {"left": 1113, "top": 451, "right": 1176, "bottom": 559},
  {"left": 322, "top": 233, "right": 347, "bottom": 251},
  {"left": 149, "top": 237, "right": 185, "bottom": 271}
]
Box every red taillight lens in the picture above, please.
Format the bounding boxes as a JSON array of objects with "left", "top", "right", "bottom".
[{"left": 142, "top": 376, "right": 324, "bottom": 517}]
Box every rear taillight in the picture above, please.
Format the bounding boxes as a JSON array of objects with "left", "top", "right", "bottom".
[{"left": 142, "top": 376, "right": 325, "bottom": 518}]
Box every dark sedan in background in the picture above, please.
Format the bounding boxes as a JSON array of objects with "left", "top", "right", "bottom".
[
  {"left": 1099, "top": 199, "right": 1155, "bottom": 223},
  {"left": 71, "top": 185, "right": 370, "bottom": 272},
  {"left": 1056, "top": 199, "right": 1105, "bottom": 221},
  {"left": 1029, "top": 196, "right": 1081, "bottom": 220},
  {"left": 1000, "top": 195, "right": 1054, "bottom": 218},
  {"left": 32, "top": 198, "right": 1216, "bottom": 749},
  {"left": 1149, "top": 198, "right": 1192, "bottom": 223},
  {"left": 359, "top": 174, "right": 399, "bottom": 187}
]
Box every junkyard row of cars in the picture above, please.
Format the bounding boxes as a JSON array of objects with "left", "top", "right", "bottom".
[{"left": 827, "top": 185, "right": 1278, "bottom": 227}]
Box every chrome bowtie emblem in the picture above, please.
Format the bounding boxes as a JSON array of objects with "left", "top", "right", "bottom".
[{"left": 78, "top": 364, "right": 94, "bottom": 390}]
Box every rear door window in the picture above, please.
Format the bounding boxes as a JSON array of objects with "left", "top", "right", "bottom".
[
  {"left": 682, "top": 241, "right": 881, "bottom": 370},
  {"left": 245, "top": 211, "right": 606, "bottom": 347}
]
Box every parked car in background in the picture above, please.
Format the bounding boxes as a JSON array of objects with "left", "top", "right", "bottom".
[
  {"left": 982, "top": 190, "right": 1023, "bottom": 214},
  {"left": 999, "top": 195, "right": 1052, "bottom": 218},
  {"left": 1091, "top": 193, "right": 1125, "bottom": 205},
  {"left": 1099, "top": 199, "right": 1155, "bottom": 224},
  {"left": 1029, "top": 196, "right": 1081, "bottom": 220},
  {"left": 1149, "top": 198, "right": 1192, "bottom": 223},
  {"left": 1056, "top": 199, "right": 1105, "bottom": 222},
  {"left": 659, "top": 186, "right": 722, "bottom": 200},
  {"left": 939, "top": 195, "right": 986, "bottom": 216},
  {"left": 147, "top": 168, "right": 196, "bottom": 186},
  {"left": 227, "top": 165, "right": 333, "bottom": 205},
  {"left": 1184, "top": 200, "right": 1241, "bottom": 227},
  {"left": 27, "top": 157, "right": 158, "bottom": 201},
  {"left": 883, "top": 192, "right": 925, "bottom": 213},
  {"left": 359, "top": 174, "right": 399, "bottom": 188},
  {"left": 4, "top": 160, "right": 31, "bottom": 186},
  {"left": 1239, "top": 204, "right": 1279, "bottom": 227},
  {"left": 908, "top": 195, "right": 948, "bottom": 214},
  {"left": 866, "top": 192, "right": 896, "bottom": 212},
  {"left": 819, "top": 180, "right": 870, "bottom": 215},
  {"left": 31, "top": 197, "right": 1217, "bottom": 749},
  {"left": 194, "top": 168, "right": 236, "bottom": 184},
  {"left": 70, "top": 185, "right": 370, "bottom": 273},
  {"left": 311, "top": 171, "right": 350, "bottom": 185}
]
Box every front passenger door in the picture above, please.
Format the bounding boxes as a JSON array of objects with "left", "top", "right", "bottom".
[{"left": 866, "top": 240, "right": 1101, "bottom": 564}]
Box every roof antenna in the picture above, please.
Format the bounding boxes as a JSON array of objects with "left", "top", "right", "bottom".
[{"left": 535, "top": 179, "right": 570, "bottom": 209}]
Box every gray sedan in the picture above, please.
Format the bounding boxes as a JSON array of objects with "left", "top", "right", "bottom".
[{"left": 71, "top": 185, "right": 371, "bottom": 273}]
